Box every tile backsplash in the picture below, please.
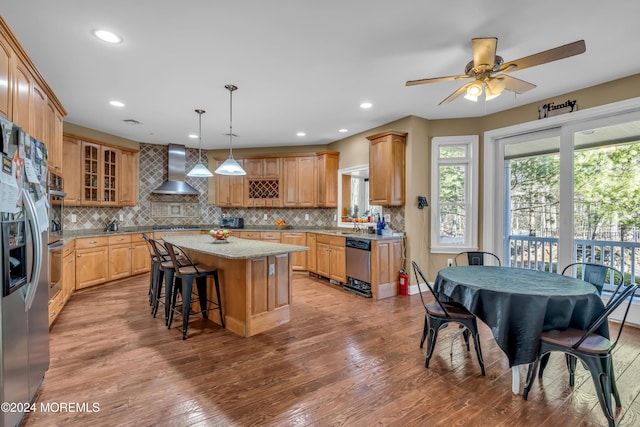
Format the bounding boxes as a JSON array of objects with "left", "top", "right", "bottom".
[{"left": 64, "top": 143, "right": 405, "bottom": 231}]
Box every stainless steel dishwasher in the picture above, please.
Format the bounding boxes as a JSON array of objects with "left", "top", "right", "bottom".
[{"left": 344, "top": 238, "right": 372, "bottom": 297}]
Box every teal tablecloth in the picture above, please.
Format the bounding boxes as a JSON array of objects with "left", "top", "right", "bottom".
[{"left": 434, "top": 266, "right": 608, "bottom": 366}]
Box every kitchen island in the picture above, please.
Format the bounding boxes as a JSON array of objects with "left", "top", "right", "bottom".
[{"left": 161, "top": 234, "right": 308, "bottom": 337}]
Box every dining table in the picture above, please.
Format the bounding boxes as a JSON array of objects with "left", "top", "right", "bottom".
[{"left": 433, "top": 265, "right": 608, "bottom": 394}]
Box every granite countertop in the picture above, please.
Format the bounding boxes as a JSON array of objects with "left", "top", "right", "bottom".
[
  {"left": 162, "top": 234, "right": 308, "bottom": 260},
  {"left": 60, "top": 225, "right": 404, "bottom": 242}
]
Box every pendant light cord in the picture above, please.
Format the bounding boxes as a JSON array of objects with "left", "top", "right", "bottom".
[
  {"left": 226, "top": 84, "right": 237, "bottom": 158},
  {"left": 195, "top": 109, "right": 205, "bottom": 163}
]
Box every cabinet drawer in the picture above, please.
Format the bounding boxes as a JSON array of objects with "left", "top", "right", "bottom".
[
  {"left": 108, "top": 234, "right": 132, "bottom": 245},
  {"left": 317, "top": 234, "right": 345, "bottom": 247},
  {"left": 131, "top": 233, "right": 147, "bottom": 242},
  {"left": 260, "top": 232, "right": 280, "bottom": 241},
  {"left": 75, "top": 236, "right": 108, "bottom": 249},
  {"left": 62, "top": 241, "right": 75, "bottom": 257},
  {"left": 238, "top": 231, "right": 260, "bottom": 240},
  {"left": 281, "top": 232, "right": 305, "bottom": 239}
]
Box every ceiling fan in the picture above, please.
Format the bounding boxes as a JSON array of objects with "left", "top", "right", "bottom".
[{"left": 406, "top": 38, "right": 586, "bottom": 104}]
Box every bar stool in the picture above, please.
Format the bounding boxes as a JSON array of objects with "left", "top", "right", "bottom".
[
  {"left": 148, "top": 238, "right": 178, "bottom": 323},
  {"left": 164, "top": 241, "right": 225, "bottom": 340},
  {"left": 141, "top": 233, "right": 159, "bottom": 307}
]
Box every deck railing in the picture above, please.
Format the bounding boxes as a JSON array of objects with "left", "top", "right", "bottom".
[{"left": 507, "top": 236, "right": 640, "bottom": 287}]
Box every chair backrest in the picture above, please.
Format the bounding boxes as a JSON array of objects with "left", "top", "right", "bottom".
[
  {"left": 562, "top": 262, "right": 622, "bottom": 296},
  {"left": 148, "top": 238, "right": 172, "bottom": 263},
  {"left": 163, "top": 241, "right": 200, "bottom": 276},
  {"left": 454, "top": 251, "right": 501, "bottom": 267},
  {"left": 573, "top": 282, "right": 637, "bottom": 351},
  {"left": 411, "top": 261, "right": 451, "bottom": 317}
]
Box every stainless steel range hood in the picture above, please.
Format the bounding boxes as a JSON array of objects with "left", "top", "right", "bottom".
[{"left": 151, "top": 144, "right": 200, "bottom": 195}]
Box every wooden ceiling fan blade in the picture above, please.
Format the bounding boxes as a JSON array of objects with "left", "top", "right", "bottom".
[
  {"left": 406, "top": 74, "right": 469, "bottom": 86},
  {"left": 498, "top": 40, "right": 586, "bottom": 73},
  {"left": 472, "top": 37, "right": 498, "bottom": 70},
  {"left": 499, "top": 75, "right": 537, "bottom": 94},
  {"left": 438, "top": 82, "right": 473, "bottom": 105}
]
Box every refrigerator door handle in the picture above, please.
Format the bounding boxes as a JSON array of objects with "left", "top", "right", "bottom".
[{"left": 22, "top": 189, "right": 43, "bottom": 311}]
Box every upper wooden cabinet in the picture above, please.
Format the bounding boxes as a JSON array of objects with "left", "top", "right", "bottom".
[
  {"left": 316, "top": 151, "right": 339, "bottom": 207},
  {"left": 367, "top": 130, "right": 407, "bottom": 206},
  {"left": 244, "top": 158, "right": 280, "bottom": 179},
  {"left": 119, "top": 150, "right": 139, "bottom": 206},
  {"left": 63, "top": 136, "right": 82, "bottom": 205},
  {"left": 215, "top": 159, "right": 245, "bottom": 207},
  {"left": 0, "top": 30, "right": 12, "bottom": 118},
  {"left": 0, "top": 18, "right": 66, "bottom": 167},
  {"left": 283, "top": 156, "right": 315, "bottom": 207},
  {"left": 63, "top": 134, "right": 138, "bottom": 207}
]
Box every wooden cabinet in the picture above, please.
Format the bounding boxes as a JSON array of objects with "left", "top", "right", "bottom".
[
  {"left": 283, "top": 156, "right": 315, "bottom": 207},
  {"left": 244, "top": 158, "right": 280, "bottom": 179},
  {"left": 46, "top": 99, "right": 63, "bottom": 174},
  {"left": 316, "top": 234, "right": 346, "bottom": 283},
  {"left": 260, "top": 231, "right": 281, "bottom": 243},
  {"left": 12, "top": 59, "right": 31, "bottom": 132},
  {"left": 316, "top": 152, "right": 339, "bottom": 207},
  {"left": 371, "top": 238, "right": 404, "bottom": 300},
  {"left": 107, "top": 234, "right": 132, "bottom": 281},
  {"left": 306, "top": 233, "right": 317, "bottom": 273},
  {"left": 0, "top": 30, "right": 12, "bottom": 118},
  {"left": 30, "top": 82, "right": 46, "bottom": 142},
  {"left": 119, "top": 150, "right": 138, "bottom": 206},
  {"left": 75, "top": 237, "right": 109, "bottom": 289},
  {"left": 48, "top": 289, "right": 63, "bottom": 328},
  {"left": 237, "top": 231, "right": 261, "bottom": 240},
  {"left": 215, "top": 159, "right": 245, "bottom": 207},
  {"left": 367, "top": 130, "right": 407, "bottom": 206},
  {"left": 131, "top": 233, "right": 151, "bottom": 275},
  {"left": 250, "top": 254, "right": 290, "bottom": 316},
  {"left": 61, "top": 242, "right": 75, "bottom": 303},
  {"left": 62, "top": 136, "right": 82, "bottom": 205},
  {"left": 280, "top": 232, "right": 307, "bottom": 270}
]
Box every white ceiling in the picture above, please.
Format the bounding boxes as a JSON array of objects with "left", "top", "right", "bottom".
[{"left": 2, "top": 1, "right": 639, "bottom": 150}]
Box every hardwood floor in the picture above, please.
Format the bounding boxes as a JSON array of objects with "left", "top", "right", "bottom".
[{"left": 23, "top": 273, "right": 640, "bottom": 426}]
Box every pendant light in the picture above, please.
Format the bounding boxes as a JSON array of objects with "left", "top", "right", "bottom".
[
  {"left": 215, "top": 84, "right": 246, "bottom": 176},
  {"left": 187, "top": 109, "right": 213, "bottom": 177}
]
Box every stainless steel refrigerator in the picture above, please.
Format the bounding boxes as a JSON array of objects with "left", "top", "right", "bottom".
[{"left": 0, "top": 116, "right": 50, "bottom": 427}]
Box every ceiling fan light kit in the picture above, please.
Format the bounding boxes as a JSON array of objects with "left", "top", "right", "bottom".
[
  {"left": 406, "top": 38, "right": 586, "bottom": 105},
  {"left": 215, "top": 84, "right": 247, "bottom": 176}
]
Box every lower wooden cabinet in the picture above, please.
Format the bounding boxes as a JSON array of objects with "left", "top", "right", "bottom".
[
  {"left": 306, "top": 233, "right": 317, "bottom": 273},
  {"left": 131, "top": 238, "right": 151, "bottom": 275},
  {"left": 250, "top": 254, "right": 290, "bottom": 315},
  {"left": 371, "top": 238, "right": 404, "bottom": 300},
  {"left": 280, "top": 232, "right": 307, "bottom": 270},
  {"left": 76, "top": 244, "right": 109, "bottom": 290},
  {"left": 316, "top": 234, "right": 346, "bottom": 283},
  {"left": 61, "top": 242, "right": 75, "bottom": 302}
]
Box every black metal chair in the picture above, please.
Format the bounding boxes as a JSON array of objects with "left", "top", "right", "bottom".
[
  {"left": 523, "top": 281, "right": 637, "bottom": 427},
  {"left": 454, "top": 251, "right": 501, "bottom": 266},
  {"left": 537, "top": 262, "right": 624, "bottom": 380},
  {"left": 141, "top": 233, "right": 158, "bottom": 307},
  {"left": 164, "top": 241, "right": 224, "bottom": 340},
  {"left": 147, "top": 238, "right": 178, "bottom": 323},
  {"left": 411, "top": 261, "right": 485, "bottom": 375}
]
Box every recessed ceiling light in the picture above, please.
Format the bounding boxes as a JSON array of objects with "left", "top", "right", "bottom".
[
  {"left": 338, "top": 128, "right": 348, "bottom": 133},
  {"left": 188, "top": 134, "right": 198, "bottom": 139},
  {"left": 296, "top": 132, "right": 306, "bottom": 137},
  {"left": 360, "top": 102, "right": 372, "bottom": 109},
  {"left": 581, "top": 129, "right": 596, "bottom": 135},
  {"left": 109, "top": 100, "right": 125, "bottom": 107},
  {"left": 93, "top": 30, "right": 122, "bottom": 44}
]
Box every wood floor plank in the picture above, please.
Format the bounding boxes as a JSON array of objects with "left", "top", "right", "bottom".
[{"left": 21, "top": 273, "right": 640, "bottom": 426}]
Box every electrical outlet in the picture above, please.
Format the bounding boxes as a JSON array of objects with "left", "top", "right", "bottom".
[
  {"left": 447, "top": 258, "right": 453, "bottom": 267},
  {"left": 384, "top": 214, "right": 391, "bottom": 223},
  {"left": 333, "top": 214, "right": 337, "bottom": 221},
  {"left": 119, "top": 213, "right": 124, "bottom": 221},
  {"left": 71, "top": 214, "right": 77, "bottom": 223},
  {"left": 305, "top": 214, "right": 309, "bottom": 221},
  {"left": 264, "top": 213, "right": 268, "bottom": 220}
]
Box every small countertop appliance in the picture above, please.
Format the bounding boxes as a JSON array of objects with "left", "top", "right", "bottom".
[{"left": 220, "top": 217, "right": 244, "bottom": 229}]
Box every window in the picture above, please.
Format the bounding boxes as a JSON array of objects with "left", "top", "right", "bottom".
[
  {"left": 431, "top": 135, "right": 479, "bottom": 252},
  {"left": 337, "top": 165, "right": 382, "bottom": 226}
]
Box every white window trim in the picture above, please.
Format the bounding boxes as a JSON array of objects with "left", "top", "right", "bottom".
[{"left": 431, "top": 135, "right": 479, "bottom": 253}]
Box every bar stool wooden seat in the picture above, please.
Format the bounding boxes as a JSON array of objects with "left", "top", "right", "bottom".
[{"left": 164, "top": 241, "right": 224, "bottom": 340}]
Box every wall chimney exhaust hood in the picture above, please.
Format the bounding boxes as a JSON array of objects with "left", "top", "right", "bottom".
[{"left": 151, "top": 144, "right": 200, "bottom": 195}]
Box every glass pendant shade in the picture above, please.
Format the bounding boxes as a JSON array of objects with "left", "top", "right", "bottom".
[
  {"left": 215, "top": 84, "right": 246, "bottom": 176},
  {"left": 187, "top": 109, "right": 213, "bottom": 177},
  {"left": 215, "top": 156, "right": 246, "bottom": 175}
]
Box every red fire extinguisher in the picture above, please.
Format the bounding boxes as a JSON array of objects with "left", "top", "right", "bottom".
[{"left": 399, "top": 269, "right": 409, "bottom": 296}]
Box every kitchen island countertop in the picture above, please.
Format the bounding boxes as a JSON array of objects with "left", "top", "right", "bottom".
[{"left": 161, "top": 234, "right": 308, "bottom": 260}]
